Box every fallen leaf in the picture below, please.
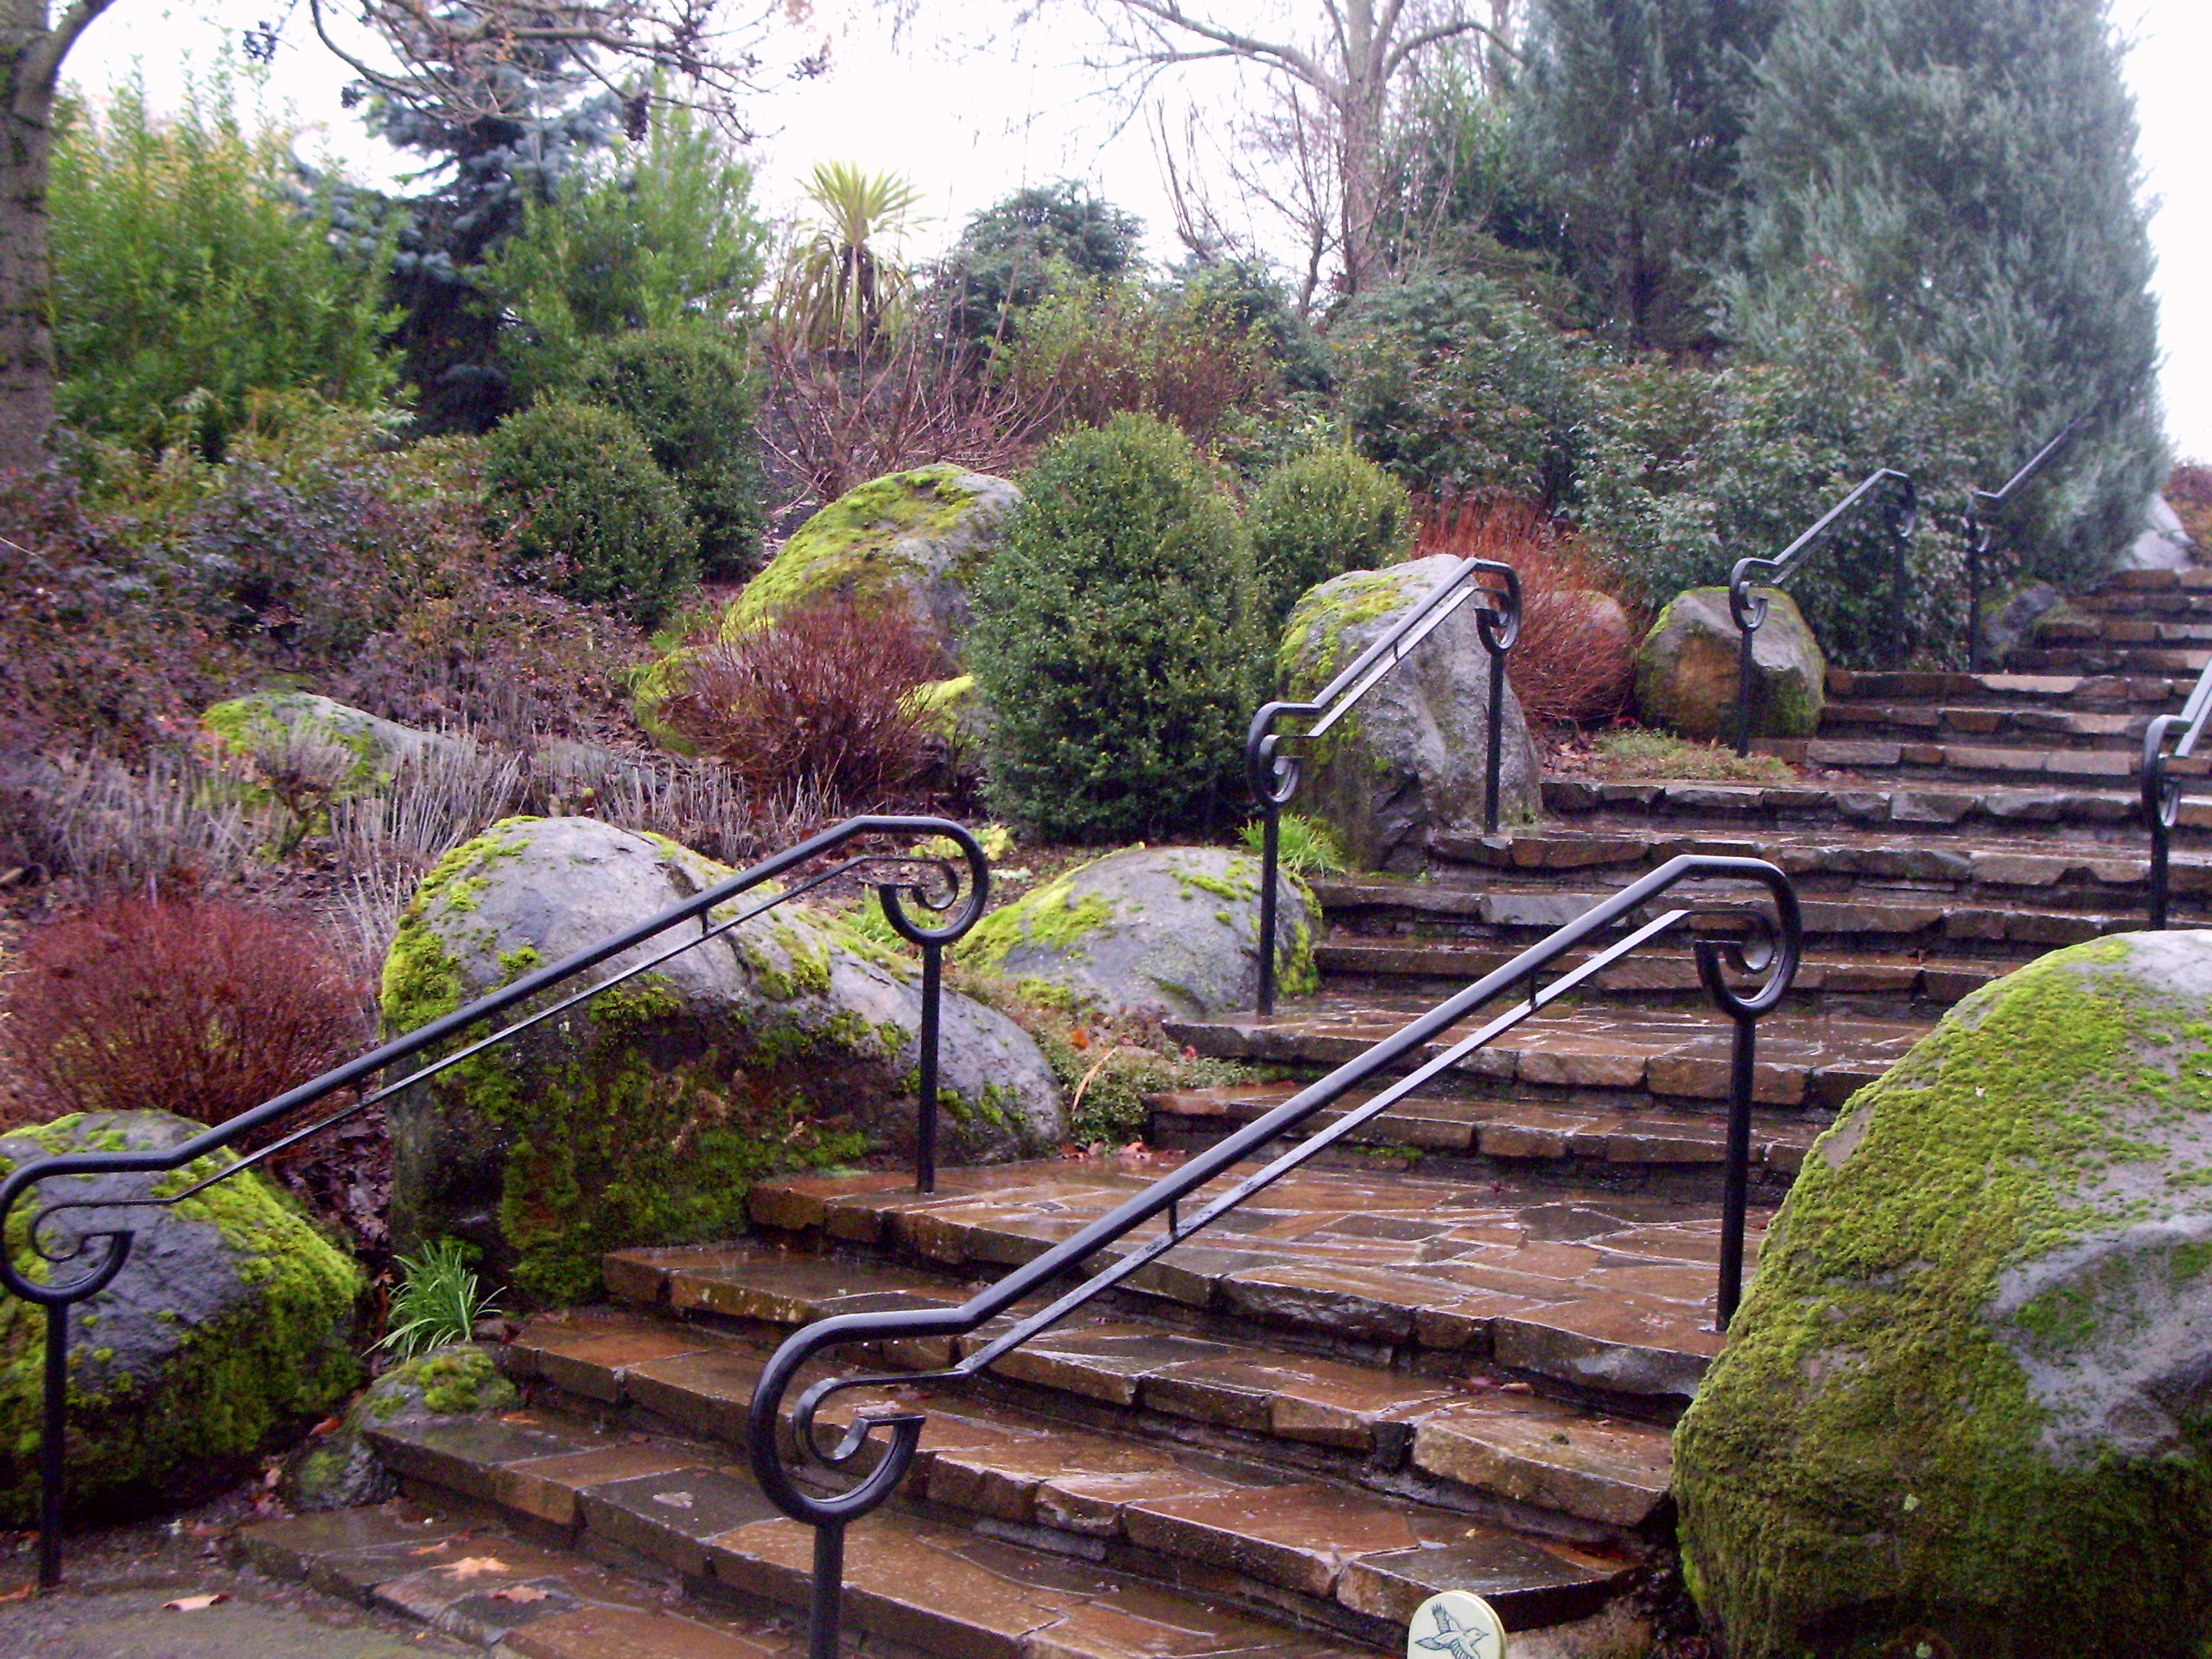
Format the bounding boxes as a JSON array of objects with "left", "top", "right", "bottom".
[
  {"left": 1068, "top": 1026, "right": 1091, "bottom": 1051},
  {"left": 409, "top": 1540, "right": 456, "bottom": 1556},
  {"left": 443, "top": 1557, "right": 511, "bottom": 1580},
  {"left": 650, "top": 1490, "right": 695, "bottom": 1509},
  {"left": 308, "top": 1415, "right": 342, "bottom": 1438},
  {"left": 493, "top": 1585, "right": 552, "bottom": 1604},
  {"left": 0, "top": 1584, "right": 35, "bottom": 1605},
  {"left": 163, "top": 1594, "right": 229, "bottom": 1611},
  {"left": 185, "top": 1521, "right": 229, "bottom": 1540}
]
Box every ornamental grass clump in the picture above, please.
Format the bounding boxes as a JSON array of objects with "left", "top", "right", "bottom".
[
  {"left": 376, "top": 1239, "right": 501, "bottom": 1361},
  {"left": 969, "top": 412, "right": 1265, "bottom": 841},
  {"left": 0, "top": 896, "right": 368, "bottom": 1131}
]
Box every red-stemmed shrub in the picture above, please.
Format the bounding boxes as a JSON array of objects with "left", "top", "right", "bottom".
[
  {"left": 1418, "top": 496, "right": 1637, "bottom": 730},
  {"left": 657, "top": 597, "right": 939, "bottom": 809},
  {"left": 0, "top": 896, "right": 369, "bottom": 1132}
]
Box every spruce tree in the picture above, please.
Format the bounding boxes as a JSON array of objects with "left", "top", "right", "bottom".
[
  {"left": 1517, "top": 0, "right": 1785, "bottom": 349},
  {"left": 1727, "top": 0, "right": 2164, "bottom": 584}
]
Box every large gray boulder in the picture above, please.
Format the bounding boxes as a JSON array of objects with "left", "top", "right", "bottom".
[
  {"left": 381, "top": 817, "right": 1062, "bottom": 1304},
  {"left": 202, "top": 691, "right": 463, "bottom": 797},
  {"left": 0, "top": 1111, "right": 364, "bottom": 1522},
  {"left": 1634, "top": 585, "right": 1824, "bottom": 745},
  {"left": 955, "top": 846, "right": 1317, "bottom": 1020},
  {"left": 1675, "top": 930, "right": 2212, "bottom": 1657},
  {"left": 1277, "top": 557, "right": 1542, "bottom": 871}
]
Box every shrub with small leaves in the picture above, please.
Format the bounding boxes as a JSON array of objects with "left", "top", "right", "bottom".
[
  {"left": 1247, "top": 449, "right": 1412, "bottom": 623},
  {"left": 568, "top": 329, "right": 766, "bottom": 580},
  {"left": 485, "top": 398, "right": 700, "bottom": 626},
  {"left": 969, "top": 413, "right": 1265, "bottom": 841}
]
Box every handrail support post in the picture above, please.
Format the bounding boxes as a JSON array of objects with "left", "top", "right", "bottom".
[
  {"left": 39, "top": 1302, "right": 65, "bottom": 1589},
  {"left": 1256, "top": 804, "right": 1280, "bottom": 1016},
  {"left": 917, "top": 940, "right": 943, "bottom": 1193},
  {"left": 1717, "top": 1013, "right": 1757, "bottom": 1330},
  {"left": 1734, "top": 618, "right": 1758, "bottom": 760},
  {"left": 1484, "top": 643, "right": 1506, "bottom": 835},
  {"left": 808, "top": 1518, "right": 847, "bottom": 1659}
]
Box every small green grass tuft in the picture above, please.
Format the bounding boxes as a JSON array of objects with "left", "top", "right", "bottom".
[
  {"left": 1239, "top": 812, "right": 1348, "bottom": 877},
  {"left": 375, "top": 1239, "right": 500, "bottom": 1361}
]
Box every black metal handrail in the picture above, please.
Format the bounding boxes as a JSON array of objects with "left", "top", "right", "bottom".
[
  {"left": 1247, "top": 555, "right": 1520, "bottom": 1013},
  {"left": 1728, "top": 470, "right": 1917, "bottom": 756},
  {"left": 2144, "top": 660, "right": 2212, "bottom": 928},
  {"left": 1963, "top": 418, "right": 2084, "bottom": 672},
  {"left": 746, "top": 854, "right": 1800, "bottom": 1659},
  {"left": 0, "top": 814, "right": 988, "bottom": 1590}
]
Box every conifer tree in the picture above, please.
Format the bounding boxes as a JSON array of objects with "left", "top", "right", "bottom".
[
  {"left": 1727, "top": 0, "right": 2164, "bottom": 583},
  {"left": 1516, "top": 0, "right": 1784, "bottom": 348}
]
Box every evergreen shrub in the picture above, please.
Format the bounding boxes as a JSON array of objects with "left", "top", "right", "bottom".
[
  {"left": 969, "top": 413, "right": 1263, "bottom": 840},
  {"left": 1247, "top": 450, "right": 1412, "bottom": 624},
  {"left": 570, "top": 329, "right": 766, "bottom": 580},
  {"left": 485, "top": 399, "right": 699, "bottom": 625}
]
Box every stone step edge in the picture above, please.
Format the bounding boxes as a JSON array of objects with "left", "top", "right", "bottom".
[
  {"left": 349, "top": 1388, "right": 1643, "bottom": 1651},
  {"left": 723, "top": 1188, "right": 1733, "bottom": 1407},
  {"left": 1538, "top": 775, "right": 2212, "bottom": 833},
  {"left": 1161, "top": 1015, "right": 1898, "bottom": 1112},
  {"left": 528, "top": 1283, "right": 1680, "bottom": 1539},
  {"left": 1144, "top": 1081, "right": 1823, "bottom": 1175}
]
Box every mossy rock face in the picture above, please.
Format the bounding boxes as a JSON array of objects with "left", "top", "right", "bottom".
[
  {"left": 202, "top": 692, "right": 463, "bottom": 798},
  {"left": 0, "top": 1111, "right": 365, "bottom": 1524},
  {"left": 283, "top": 1343, "right": 518, "bottom": 1512},
  {"left": 1633, "top": 586, "right": 1823, "bottom": 745},
  {"left": 954, "top": 845, "right": 1317, "bottom": 1020},
  {"left": 1675, "top": 931, "right": 2212, "bottom": 1658},
  {"left": 1277, "top": 556, "right": 1542, "bottom": 872},
  {"left": 731, "top": 465, "right": 1019, "bottom": 653},
  {"left": 380, "top": 816, "right": 1062, "bottom": 1305}
]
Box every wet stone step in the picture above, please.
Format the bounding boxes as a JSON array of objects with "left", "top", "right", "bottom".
[
  {"left": 510, "top": 1285, "right": 1683, "bottom": 1538},
  {"left": 1163, "top": 1000, "right": 1926, "bottom": 1110},
  {"left": 1822, "top": 668, "right": 2190, "bottom": 706},
  {"left": 343, "top": 1375, "right": 1643, "bottom": 1650},
  {"left": 235, "top": 1500, "right": 800, "bottom": 1657},
  {"left": 1816, "top": 704, "right": 2152, "bottom": 745},
  {"left": 726, "top": 1160, "right": 1750, "bottom": 1405},
  {"left": 2007, "top": 645, "right": 2211, "bottom": 674},
  {"left": 1539, "top": 775, "right": 2212, "bottom": 837},
  {"left": 1146, "top": 1081, "right": 1825, "bottom": 1179}
]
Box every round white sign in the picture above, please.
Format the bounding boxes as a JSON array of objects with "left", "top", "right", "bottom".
[{"left": 1405, "top": 1590, "right": 1509, "bottom": 1659}]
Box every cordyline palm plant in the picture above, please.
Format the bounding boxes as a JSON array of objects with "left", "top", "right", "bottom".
[{"left": 774, "top": 161, "right": 926, "bottom": 350}]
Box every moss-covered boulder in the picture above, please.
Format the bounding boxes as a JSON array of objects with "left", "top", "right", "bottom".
[
  {"left": 282, "top": 1344, "right": 516, "bottom": 1512},
  {"left": 0, "top": 1110, "right": 364, "bottom": 1523},
  {"left": 1277, "top": 557, "right": 1541, "bottom": 871},
  {"left": 732, "top": 464, "right": 1018, "bottom": 651},
  {"left": 954, "top": 846, "right": 1317, "bottom": 1020},
  {"left": 1675, "top": 930, "right": 2212, "bottom": 1658},
  {"left": 1633, "top": 586, "right": 1823, "bottom": 745},
  {"left": 202, "top": 691, "right": 462, "bottom": 798},
  {"left": 381, "top": 817, "right": 1062, "bottom": 1304}
]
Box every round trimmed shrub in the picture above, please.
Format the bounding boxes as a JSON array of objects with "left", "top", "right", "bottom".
[
  {"left": 1248, "top": 449, "right": 1412, "bottom": 622},
  {"left": 569, "top": 329, "right": 766, "bottom": 580},
  {"left": 969, "top": 413, "right": 1263, "bottom": 842},
  {"left": 485, "top": 399, "right": 699, "bottom": 625}
]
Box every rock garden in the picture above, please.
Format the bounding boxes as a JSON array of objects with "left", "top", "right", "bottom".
[{"left": 2, "top": 5, "right": 2208, "bottom": 1657}]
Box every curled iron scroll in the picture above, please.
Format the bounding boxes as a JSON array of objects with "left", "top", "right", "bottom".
[
  {"left": 871, "top": 825, "right": 991, "bottom": 947},
  {"left": 0, "top": 1161, "right": 139, "bottom": 1309}
]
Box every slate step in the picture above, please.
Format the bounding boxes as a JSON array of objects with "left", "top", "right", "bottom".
[
  {"left": 340, "top": 1313, "right": 1654, "bottom": 1651},
  {"left": 236, "top": 1498, "right": 801, "bottom": 1658},
  {"left": 2005, "top": 645, "right": 2210, "bottom": 675},
  {"left": 1758, "top": 737, "right": 2209, "bottom": 787},
  {"left": 1823, "top": 668, "right": 2193, "bottom": 709},
  {"left": 1408, "top": 825, "right": 2212, "bottom": 911},
  {"left": 735, "top": 1162, "right": 1749, "bottom": 1412},
  {"left": 1148, "top": 1081, "right": 1822, "bottom": 1197},
  {"left": 1166, "top": 998, "right": 1924, "bottom": 1114},
  {"left": 1818, "top": 701, "right": 2161, "bottom": 748},
  {"left": 1539, "top": 774, "right": 2212, "bottom": 840}
]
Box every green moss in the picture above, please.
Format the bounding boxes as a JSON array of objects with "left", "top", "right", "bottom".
[
  {"left": 955, "top": 862, "right": 1118, "bottom": 973},
  {"left": 0, "top": 1122, "right": 364, "bottom": 1525},
  {"left": 1675, "top": 937, "right": 2212, "bottom": 1654},
  {"left": 1279, "top": 568, "right": 1415, "bottom": 694},
  {"left": 370, "top": 1346, "right": 517, "bottom": 1419},
  {"left": 727, "top": 464, "right": 983, "bottom": 635}
]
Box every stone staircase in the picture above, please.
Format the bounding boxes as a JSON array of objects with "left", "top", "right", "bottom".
[{"left": 292, "top": 563, "right": 2211, "bottom": 1658}]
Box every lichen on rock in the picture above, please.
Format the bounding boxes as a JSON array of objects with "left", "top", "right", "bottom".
[
  {"left": 1674, "top": 930, "right": 2212, "bottom": 1657},
  {"left": 1276, "top": 556, "right": 1542, "bottom": 871},
  {"left": 955, "top": 844, "right": 1317, "bottom": 1020},
  {"left": 202, "top": 691, "right": 462, "bottom": 799},
  {"left": 382, "top": 816, "right": 1062, "bottom": 1305},
  {"left": 1633, "top": 585, "right": 1823, "bottom": 745},
  {"left": 0, "top": 1111, "right": 364, "bottom": 1523}
]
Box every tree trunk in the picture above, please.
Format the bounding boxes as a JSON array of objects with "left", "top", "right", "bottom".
[
  {"left": 1335, "top": 0, "right": 1384, "bottom": 298},
  {"left": 1, "top": 14, "right": 57, "bottom": 477}
]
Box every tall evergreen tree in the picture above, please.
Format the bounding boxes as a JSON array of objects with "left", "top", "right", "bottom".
[
  {"left": 1517, "top": 0, "right": 1784, "bottom": 348},
  {"left": 1727, "top": 0, "right": 2164, "bottom": 583}
]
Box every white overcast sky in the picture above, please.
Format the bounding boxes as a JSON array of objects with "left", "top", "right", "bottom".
[{"left": 66, "top": 1, "right": 2212, "bottom": 461}]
